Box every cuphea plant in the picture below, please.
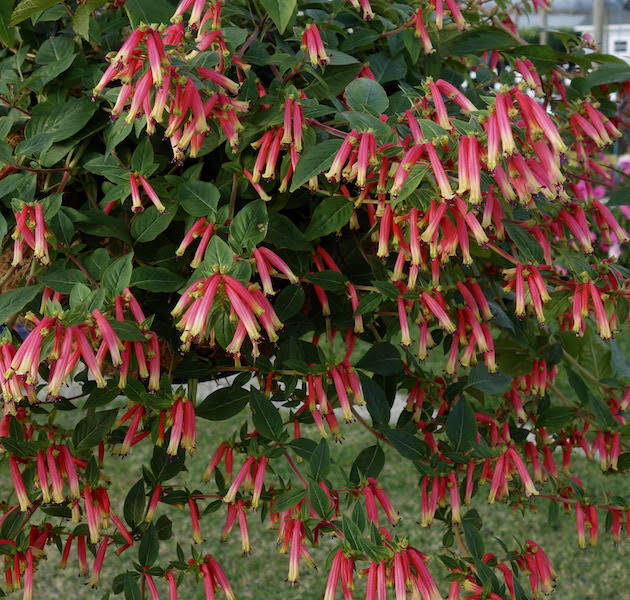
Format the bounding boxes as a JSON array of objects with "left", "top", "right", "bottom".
[{"left": 0, "top": 0, "right": 629, "bottom": 598}]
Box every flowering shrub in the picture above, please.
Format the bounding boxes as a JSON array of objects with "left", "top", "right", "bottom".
[{"left": 0, "top": 0, "right": 630, "bottom": 598}]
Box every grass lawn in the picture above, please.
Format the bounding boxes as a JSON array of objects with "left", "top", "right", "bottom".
[{"left": 30, "top": 412, "right": 630, "bottom": 600}]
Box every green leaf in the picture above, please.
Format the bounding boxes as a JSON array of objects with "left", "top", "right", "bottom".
[
  {"left": 305, "top": 270, "right": 347, "bottom": 292},
  {"left": 265, "top": 213, "right": 311, "bottom": 251},
  {"left": 0, "top": 213, "right": 6, "bottom": 247},
  {"left": 590, "top": 392, "right": 617, "bottom": 430},
  {"left": 124, "top": 0, "right": 173, "bottom": 27},
  {"left": 83, "top": 156, "right": 128, "bottom": 184},
  {"left": 342, "top": 515, "right": 364, "bottom": 551},
  {"left": 201, "top": 236, "right": 233, "bottom": 271},
  {"left": 197, "top": 386, "right": 250, "bottom": 421},
  {"left": 0, "top": 0, "right": 14, "bottom": 46},
  {"left": 25, "top": 98, "right": 96, "bottom": 142},
  {"left": 230, "top": 199, "right": 268, "bottom": 250},
  {"left": 72, "top": 0, "right": 102, "bottom": 39},
  {"left": 463, "top": 520, "right": 485, "bottom": 558},
  {"left": 445, "top": 28, "right": 516, "bottom": 54},
  {"left": 274, "top": 488, "right": 306, "bottom": 513},
  {"left": 537, "top": 407, "right": 575, "bottom": 432},
  {"left": 0, "top": 286, "right": 41, "bottom": 323},
  {"left": 177, "top": 181, "right": 219, "bottom": 220},
  {"left": 383, "top": 429, "right": 428, "bottom": 461},
  {"left": 132, "top": 208, "right": 175, "bottom": 245},
  {"left": 503, "top": 222, "right": 544, "bottom": 264},
  {"left": 130, "top": 267, "right": 185, "bottom": 292},
  {"left": 304, "top": 196, "right": 353, "bottom": 240},
  {"left": 250, "top": 389, "right": 284, "bottom": 440},
  {"left": 131, "top": 138, "right": 155, "bottom": 175},
  {"left": 124, "top": 480, "right": 146, "bottom": 528},
  {"left": 72, "top": 409, "right": 118, "bottom": 452},
  {"left": 586, "top": 63, "right": 630, "bottom": 88},
  {"left": 123, "top": 573, "right": 142, "bottom": 600},
  {"left": 108, "top": 320, "right": 146, "bottom": 342},
  {"left": 354, "top": 291, "right": 382, "bottom": 316},
  {"left": 260, "top": 0, "right": 295, "bottom": 34},
  {"left": 138, "top": 523, "right": 159, "bottom": 567},
  {"left": 273, "top": 285, "right": 305, "bottom": 321},
  {"left": 607, "top": 187, "right": 630, "bottom": 208},
  {"left": 349, "top": 444, "right": 385, "bottom": 484},
  {"left": 310, "top": 439, "right": 330, "bottom": 480},
  {"left": 102, "top": 253, "right": 133, "bottom": 296},
  {"left": 344, "top": 78, "right": 389, "bottom": 114},
  {"left": 446, "top": 399, "right": 477, "bottom": 451},
  {"left": 465, "top": 365, "right": 512, "bottom": 395},
  {"left": 356, "top": 342, "right": 402, "bottom": 376},
  {"left": 10, "top": 0, "right": 59, "bottom": 25},
  {"left": 359, "top": 373, "right": 390, "bottom": 426},
  {"left": 39, "top": 268, "right": 86, "bottom": 294},
  {"left": 290, "top": 139, "right": 343, "bottom": 192},
  {"left": 308, "top": 481, "right": 333, "bottom": 520}
]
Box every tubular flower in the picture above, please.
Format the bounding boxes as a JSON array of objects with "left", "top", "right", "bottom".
[
  {"left": 11, "top": 203, "right": 50, "bottom": 266},
  {"left": 301, "top": 24, "right": 329, "bottom": 67}
]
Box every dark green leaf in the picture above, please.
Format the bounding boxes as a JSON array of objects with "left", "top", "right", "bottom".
[
  {"left": 503, "top": 222, "right": 544, "bottom": 264},
  {"left": 344, "top": 78, "right": 388, "bottom": 114},
  {"left": 123, "top": 480, "right": 146, "bottom": 528},
  {"left": 446, "top": 399, "right": 477, "bottom": 451},
  {"left": 131, "top": 267, "right": 185, "bottom": 292},
  {"left": 201, "top": 236, "right": 233, "bottom": 271},
  {"left": 260, "top": 0, "right": 295, "bottom": 34},
  {"left": 250, "top": 389, "right": 283, "bottom": 440},
  {"left": 308, "top": 481, "right": 334, "bottom": 520},
  {"left": 266, "top": 213, "right": 311, "bottom": 251},
  {"left": 341, "top": 515, "right": 363, "bottom": 551},
  {"left": 445, "top": 28, "right": 516, "bottom": 54},
  {"left": 72, "top": 409, "right": 118, "bottom": 452},
  {"left": 465, "top": 365, "right": 512, "bottom": 395},
  {"left": 131, "top": 206, "right": 175, "bottom": 243},
  {"left": 586, "top": 63, "right": 630, "bottom": 88},
  {"left": 273, "top": 285, "right": 305, "bottom": 321},
  {"left": 310, "top": 439, "right": 330, "bottom": 480},
  {"left": 358, "top": 373, "right": 390, "bottom": 426},
  {"left": 0, "top": 286, "right": 41, "bottom": 323},
  {"left": 123, "top": 573, "right": 141, "bottom": 600},
  {"left": 383, "top": 429, "right": 428, "bottom": 461},
  {"left": 537, "top": 407, "right": 575, "bottom": 432},
  {"left": 138, "top": 523, "right": 159, "bottom": 567},
  {"left": 124, "top": 0, "right": 173, "bottom": 27},
  {"left": 102, "top": 253, "right": 133, "bottom": 296},
  {"left": 178, "top": 180, "right": 220, "bottom": 218},
  {"left": 25, "top": 98, "right": 96, "bottom": 142},
  {"left": 39, "top": 268, "right": 86, "bottom": 294},
  {"left": 356, "top": 343, "right": 402, "bottom": 376},
  {"left": 590, "top": 392, "right": 617, "bottom": 429},
  {"left": 305, "top": 270, "right": 347, "bottom": 292},
  {"left": 108, "top": 320, "right": 146, "bottom": 342},
  {"left": 304, "top": 196, "right": 353, "bottom": 241},
  {"left": 10, "top": 0, "right": 59, "bottom": 25},
  {"left": 290, "top": 139, "right": 343, "bottom": 192},
  {"left": 230, "top": 199, "right": 268, "bottom": 250},
  {"left": 274, "top": 488, "right": 306, "bottom": 513},
  {"left": 463, "top": 520, "right": 485, "bottom": 558},
  {"left": 131, "top": 138, "right": 155, "bottom": 175},
  {"left": 197, "top": 386, "right": 250, "bottom": 421}
]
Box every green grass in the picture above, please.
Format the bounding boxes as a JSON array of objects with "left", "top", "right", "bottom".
[{"left": 30, "top": 415, "right": 630, "bottom": 600}]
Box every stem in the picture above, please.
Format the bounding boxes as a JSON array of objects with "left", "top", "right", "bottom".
[
  {"left": 561, "top": 349, "right": 619, "bottom": 391},
  {"left": 305, "top": 118, "right": 348, "bottom": 138},
  {"left": 234, "top": 14, "right": 268, "bottom": 60},
  {"left": 284, "top": 451, "right": 310, "bottom": 489},
  {"left": 68, "top": 255, "right": 98, "bottom": 286},
  {"left": 228, "top": 172, "right": 238, "bottom": 223},
  {"left": 350, "top": 406, "right": 393, "bottom": 447},
  {"left": 487, "top": 243, "right": 519, "bottom": 265}
]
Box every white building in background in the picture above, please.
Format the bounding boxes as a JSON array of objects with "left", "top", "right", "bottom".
[{"left": 515, "top": 0, "right": 630, "bottom": 62}]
